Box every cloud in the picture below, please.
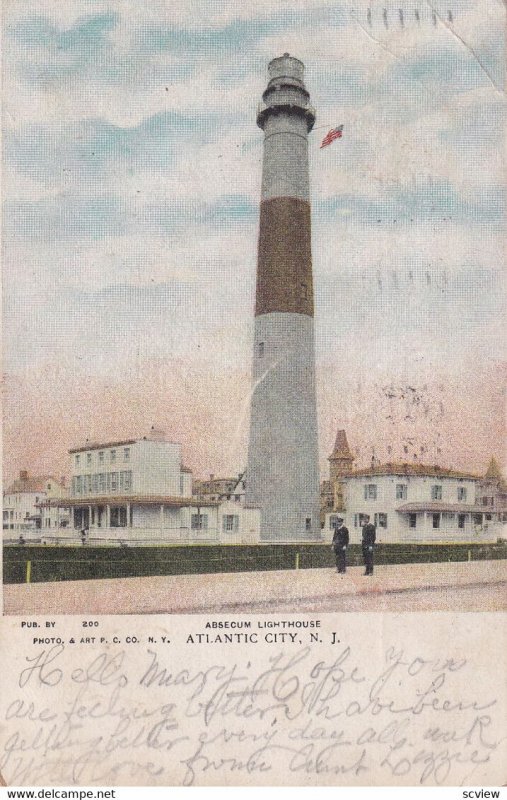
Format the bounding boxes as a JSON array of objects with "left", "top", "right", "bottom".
[{"left": 4, "top": 110, "right": 244, "bottom": 185}]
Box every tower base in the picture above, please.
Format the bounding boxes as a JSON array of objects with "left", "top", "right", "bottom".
[{"left": 246, "top": 312, "right": 321, "bottom": 542}]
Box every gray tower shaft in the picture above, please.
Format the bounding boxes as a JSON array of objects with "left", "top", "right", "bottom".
[{"left": 245, "top": 55, "right": 321, "bottom": 541}]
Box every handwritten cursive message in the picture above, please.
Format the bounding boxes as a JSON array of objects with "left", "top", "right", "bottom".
[{"left": 1, "top": 616, "right": 504, "bottom": 787}]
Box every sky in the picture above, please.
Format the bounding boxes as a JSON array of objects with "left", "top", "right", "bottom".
[{"left": 2, "top": 0, "right": 506, "bottom": 484}]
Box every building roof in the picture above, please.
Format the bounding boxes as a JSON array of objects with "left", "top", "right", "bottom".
[
  {"left": 346, "top": 462, "right": 479, "bottom": 480},
  {"left": 485, "top": 456, "right": 503, "bottom": 480},
  {"left": 181, "top": 466, "right": 193, "bottom": 474},
  {"left": 5, "top": 472, "right": 54, "bottom": 495},
  {"left": 329, "top": 429, "right": 354, "bottom": 461},
  {"left": 69, "top": 439, "right": 138, "bottom": 454},
  {"left": 484, "top": 457, "right": 507, "bottom": 491},
  {"left": 194, "top": 477, "right": 237, "bottom": 492},
  {"left": 397, "top": 502, "right": 492, "bottom": 514}
]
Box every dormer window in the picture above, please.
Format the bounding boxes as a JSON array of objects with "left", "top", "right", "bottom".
[{"left": 258, "top": 342, "right": 265, "bottom": 358}]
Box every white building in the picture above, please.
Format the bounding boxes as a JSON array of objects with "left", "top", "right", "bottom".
[
  {"left": 38, "top": 477, "right": 70, "bottom": 533},
  {"left": 325, "top": 463, "right": 504, "bottom": 543},
  {"left": 3, "top": 472, "right": 68, "bottom": 542},
  {"left": 42, "top": 430, "right": 260, "bottom": 545},
  {"left": 193, "top": 473, "right": 247, "bottom": 505}
]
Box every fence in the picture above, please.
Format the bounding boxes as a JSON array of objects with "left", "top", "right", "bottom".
[{"left": 3, "top": 541, "right": 507, "bottom": 584}]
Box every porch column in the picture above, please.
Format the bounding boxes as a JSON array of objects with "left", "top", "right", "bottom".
[
  {"left": 127, "top": 503, "right": 131, "bottom": 528},
  {"left": 160, "top": 504, "right": 164, "bottom": 530},
  {"left": 106, "top": 504, "right": 110, "bottom": 528},
  {"left": 88, "top": 505, "right": 93, "bottom": 529}
]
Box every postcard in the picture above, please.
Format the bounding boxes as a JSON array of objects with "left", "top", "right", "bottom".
[{"left": 1, "top": 0, "right": 506, "bottom": 788}]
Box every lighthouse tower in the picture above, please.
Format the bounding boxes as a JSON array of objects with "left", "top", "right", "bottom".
[{"left": 245, "top": 54, "right": 320, "bottom": 541}]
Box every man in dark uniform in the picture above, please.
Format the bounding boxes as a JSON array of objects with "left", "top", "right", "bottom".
[
  {"left": 361, "top": 514, "right": 376, "bottom": 575},
  {"left": 332, "top": 517, "right": 349, "bottom": 573}
]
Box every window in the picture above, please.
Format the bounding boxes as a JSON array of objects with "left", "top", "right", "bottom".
[
  {"left": 458, "top": 514, "right": 466, "bottom": 529},
  {"left": 258, "top": 342, "right": 264, "bottom": 358},
  {"left": 223, "top": 514, "right": 239, "bottom": 533},
  {"left": 431, "top": 485, "right": 442, "bottom": 500},
  {"left": 76, "top": 476, "right": 82, "bottom": 494},
  {"left": 432, "top": 513, "right": 440, "bottom": 529},
  {"left": 85, "top": 475, "right": 92, "bottom": 493},
  {"left": 110, "top": 450, "right": 116, "bottom": 463},
  {"left": 485, "top": 514, "right": 492, "bottom": 521},
  {"left": 409, "top": 513, "right": 417, "bottom": 528},
  {"left": 124, "top": 448, "right": 130, "bottom": 461},
  {"left": 473, "top": 513, "right": 483, "bottom": 525},
  {"left": 353, "top": 514, "right": 359, "bottom": 528},
  {"left": 364, "top": 484, "right": 377, "bottom": 500},
  {"left": 86, "top": 453, "right": 92, "bottom": 466},
  {"left": 110, "top": 507, "right": 127, "bottom": 528},
  {"left": 234, "top": 494, "right": 241, "bottom": 501},
  {"left": 375, "top": 513, "right": 387, "bottom": 528},
  {"left": 457, "top": 487, "right": 467, "bottom": 502},
  {"left": 329, "top": 515, "right": 340, "bottom": 530},
  {"left": 111, "top": 472, "right": 118, "bottom": 491},
  {"left": 305, "top": 517, "right": 312, "bottom": 531},
  {"left": 301, "top": 283, "right": 308, "bottom": 300},
  {"left": 99, "top": 473, "right": 106, "bottom": 492},
  {"left": 75, "top": 455, "right": 80, "bottom": 467},
  {"left": 99, "top": 451, "right": 104, "bottom": 464},
  {"left": 179, "top": 475, "right": 184, "bottom": 495},
  {"left": 396, "top": 484, "right": 407, "bottom": 500},
  {"left": 92, "top": 474, "right": 99, "bottom": 493},
  {"left": 191, "top": 514, "right": 208, "bottom": 530},
  {"left": 123, "top": 471, "right": 132, "bottom": 491}
]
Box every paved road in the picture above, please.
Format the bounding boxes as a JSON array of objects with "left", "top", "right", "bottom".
[
  {"left": 211, "top": 581, "right": 507, "bottom": 613},
  {"left": 4, "top": 560, "right": 506, "bottom": 615}
]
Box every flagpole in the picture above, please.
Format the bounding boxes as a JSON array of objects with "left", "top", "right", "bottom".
[{"left": 311, "top": 123, "right": 340, "bottom": 132}]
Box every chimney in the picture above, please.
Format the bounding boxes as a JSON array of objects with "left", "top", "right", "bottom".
[
  {"left": 147, "top": 426, "right": 166, "bottom": 442},
  {"left": 19, "top": 470, "right": 28, "bottom": 481}
]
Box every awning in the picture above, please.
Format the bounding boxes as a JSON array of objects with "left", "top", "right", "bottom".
[
  {"left": 38, "top": 495, "right": 218, "bottom": 509},
  {"left": 397, "top": 503, "right": 493, "bottom": 514}
]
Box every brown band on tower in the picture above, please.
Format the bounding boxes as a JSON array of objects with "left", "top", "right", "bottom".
[{"left": 255, "top": 196, "right": 314, "bottom": 317}]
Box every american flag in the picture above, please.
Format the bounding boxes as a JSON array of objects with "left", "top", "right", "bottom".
[{"left": 320, "top": 125, "right": 344, "bottom": 148}]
